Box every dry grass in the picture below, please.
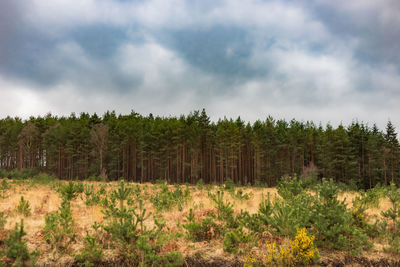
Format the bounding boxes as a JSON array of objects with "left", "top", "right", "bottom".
[{"left": 0, "top": 179, "right": 397, "bottom": 265}]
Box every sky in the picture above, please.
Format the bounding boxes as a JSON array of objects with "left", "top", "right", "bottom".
[{"left": 0, "top": 0, "right": 399, "bottom": 130}]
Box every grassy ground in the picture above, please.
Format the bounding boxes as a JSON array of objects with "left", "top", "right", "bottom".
[{"left": 0, "top": 178, "right": 399, "bottom": 266}]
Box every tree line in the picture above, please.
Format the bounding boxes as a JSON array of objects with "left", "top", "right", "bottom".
[{"left": 0, "top": 110, "right": 398, "bottom": 189}]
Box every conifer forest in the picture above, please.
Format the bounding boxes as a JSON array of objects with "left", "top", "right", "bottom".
[{"left": 0, "top": 110, "right": 398, "bottom": 189}]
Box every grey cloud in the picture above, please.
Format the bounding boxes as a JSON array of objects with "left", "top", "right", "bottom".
[
  {"left": 163, "top": 26, "right": 255, "bottom": 79},
  {"left": 304, "top": 1, "right": 400, "bottom": 66},
  {"left": 0, "top": 0, "right": 398, "bottom": 130}
]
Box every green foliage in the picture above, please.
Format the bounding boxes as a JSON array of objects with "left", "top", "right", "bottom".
[
  {"left": 311, "top": 179, "right": 371, "bottom": 254},
  {"left": 196, "top": 178, "right": 204, "bottom": 190},
  {"left": 44, "top": 199, "right": 75, "bottom": 250},
  {"left": 0, "top": 211, "right": 7, "bottom": 230},
  {"left": 58, "top": 181, "right": 84, "bottom": 200},
  {"left": 253, "top": 178, "right": 268, "bottom": 188},
  {"left": 0, "top": 168, "right": 39, "bottom": 180},
  {"left": 16, "top": 196, "right": 31, "bottom": 217},
  {"left": 244, "top": 188, "right": 313, "bottom": 237},
  {"left": 83, "top": 184, "right": 101, "bottom": 206},
  {"left": 103, "top": 185, "right": 147, "bottom": 252},
  {"left": 223, "top": 227, "right": 253, "bottom": 254},
  {"left": 208, "top": 190, "right": 238, "bottom": 229},
  {"left": 268, "top": 193, "right": 313, "bottom": 237},
  {"left": 380, "top": 184, "right": 400, "bottom": 254},
  {"left": 241, "top": 178, "right": 371, "bottom": 255},
  {"left": 277, "top": 175, "right": 305, "bottom": 200},
  {"left": 4, "top": 220, "right": 39, "bottom": 267},
  {"left": 31, "top": 173, "right": 57, "bottom": 185},
  {"left": 136, "top": 220, "right": 184, "bottom": 267},
  {"left": 103, "top": 184, "right": 183, "bottom": 266},
  {"left": 74, "top": 231, "right": 103, "bottom": 267},
  {"left": 224, "top": 179, "right": 235, "bottom": 191},
  {"left": 0, "top": 179, "right": 10, "bottom": 198},
  {"left": 87, "top": 175, "right": 104, "bottom": 182},
  {"left": 351, "top": 187, "right": 382, "bottom": 232},
  {"left": 151, "top": 184, "right": 190, "bottom": 211},
  {"left": 183, "top": 209, "right": 220, "bottom": 241},
  {"left": 111, "top": 180, "right": 132, "bottom": 210},
  {"left": 0, "top": 112, "right": 399, "bottom": 188}
]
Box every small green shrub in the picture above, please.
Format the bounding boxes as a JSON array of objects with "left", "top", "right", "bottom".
[
  {"left": 151, "top": 184, "right": 190, "bottom": 211},
  {"left": 208, "top": 190, "right": 237, "bottom": 229},
  {"left": 0, "top": 211, "right": 7, "bottom": 230},
  {"left": 103, "top": 185, "right": 183, "bottom": 266},
  {"left": 223, "top": 227, "right": 253, "bottom": 254},
  {"left": 74, "top": 231, "right": 104, "bottom": 267},
  {"left": 136, "top": 226, "right": 184, "bottom": 267},
  {"left": 232, "top": 188, "right": 252, "bottom": 201},
  {"left": 44, "top": 199, "right": 75, "bottom": 251},
  {"left": 0, "top": 168, "right": 39, "bottom": 180},
  {"left": 269, "top": 193, "right": 313, "bottom": 237},
  {"left": 31, "top": 173, "right": 57, "bottom": 185},
  {"left": 83, "top": 185, "right": 101, "bottom": 206},
  {"left": 16, "top": 196, "right": 31, "bottom": 217},
  {"left": 59, "top": 181, "right": 84, "bottom": 200},
  {"left": 4, "top": 220, "right": 39, "bottom": 267},
  {"left": 277, "top": 175, "right": 305, "bottom": 200},
  {"left": 380, "top": 184, "right": 400, "bottom": 254},
  {"left": 111, "top": 180, "right": 132, "bottom": 210},
  {"left": 196, "top": 179, "right": 204, "bottom": 190},
  {"left": 183, "top": 209, "right": 220, "bottom": 241},
  {"left": 224, "top": 179, "right": 235, "bottom": 191},
  {"left": 312, "top": 179, "right": 371, "bottom": 254},
  {"left": 87, "top": 175, "right": 104, "bottom": 182},
  {"left": 0, "top": 179, "right": 10, "bottom": 198}
]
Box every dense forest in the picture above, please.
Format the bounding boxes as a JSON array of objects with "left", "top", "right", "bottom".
[{"left": 0, "top": 110, "right": 398, "bottom": 189}]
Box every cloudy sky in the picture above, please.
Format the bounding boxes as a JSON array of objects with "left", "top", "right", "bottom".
[{"left": 1, "top": 0, "right": 399, "bottom": 129}]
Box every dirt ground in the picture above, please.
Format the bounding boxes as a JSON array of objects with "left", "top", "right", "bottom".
[{"left": 0, "top": 179, "right": 399, "bottom": 266}]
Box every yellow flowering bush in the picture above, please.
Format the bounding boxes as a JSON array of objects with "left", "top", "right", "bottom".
[
  {"left": 264, "top": 242, "right": 293, "bottom": 266},
  {"left": 244, "top": 256, "right": 258, "bottom": 267},
  {"left": 290, "top": 228, "right": 319, "bottom": 265},
  {"left": 263, "top": 228, "right": 319, "bottom": 266}
]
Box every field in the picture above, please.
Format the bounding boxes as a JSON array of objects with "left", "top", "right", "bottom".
[{"left": 0, "top": 176, "right": 400, "bottom": 266}]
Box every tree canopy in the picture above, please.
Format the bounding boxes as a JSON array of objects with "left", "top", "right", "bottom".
[{"left": 0, "top": 110, "right": 398, "bottom": 189}]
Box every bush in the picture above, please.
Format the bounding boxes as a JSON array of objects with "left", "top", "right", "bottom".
[
  {"left": 4, "top": 220, "right": 39, "bottom": 266},
  {"left": 224, "top": 179, "right": 235, "bottom": 191},
  {"left": 269, "top": 193, "right": 313, "bottom": 237},
  {"left": 380, "top": 184, "right": 400, "bottom": 254},
  {"left": 0, "top": 211, "right": 7, "bottom": 230},
  {"left": 16, "top": 196, "right": 31, "bottom": 217},
  {"left": 277, "top": 175, "right": 305, "bottom": 200},
  {"left": 0, "top": 168, "right": 39, "bottom": 180},
  {"left": 264, "top": 242, "right": 291, "bottom": 266},
  {"left": 208, "top": 190, "right": 238, "bottom": 229},
  {"left": 59, "top": 181, "right": 84, "bottom": 200},
  {"left": 262, "top": 228, "right": 319, "bottom": 266},
  {"left": 246, "top": 188, "right": 313, "bottom": 237},
  {"left": 290, "top": 228, "right": 319, "bottom": 265},
  {"left": 223, "top": 227, "right": 253, "bottom": 254},
  {"left": 151, "top": 184, "right": 190, "bottom": 211},
  {"left": 311, "top": 179, "right": 371, "bottom": 254},
  {"left": 74, "top": 231, "right": 104, "bottom": 267},
  {"left": 103, "top": 185, "right": 183, "bottom": 266},
  {"left": 196, "top": 179, "right": 204, "bottom": 190},
  {"left": 31, "top": 173, "right": 57, "bottom": 185},
  {"left": 183, "top": 209, "right": 220, "bottom": 241},
  {"left": 83, "top": 185, "right": 101, "bottom": 206},
  {"left": 44, "top": 199, "right": 75, "bottom": 251},
  {"left": 0, "top": 179, "right": 10, "bottom": 198}
]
